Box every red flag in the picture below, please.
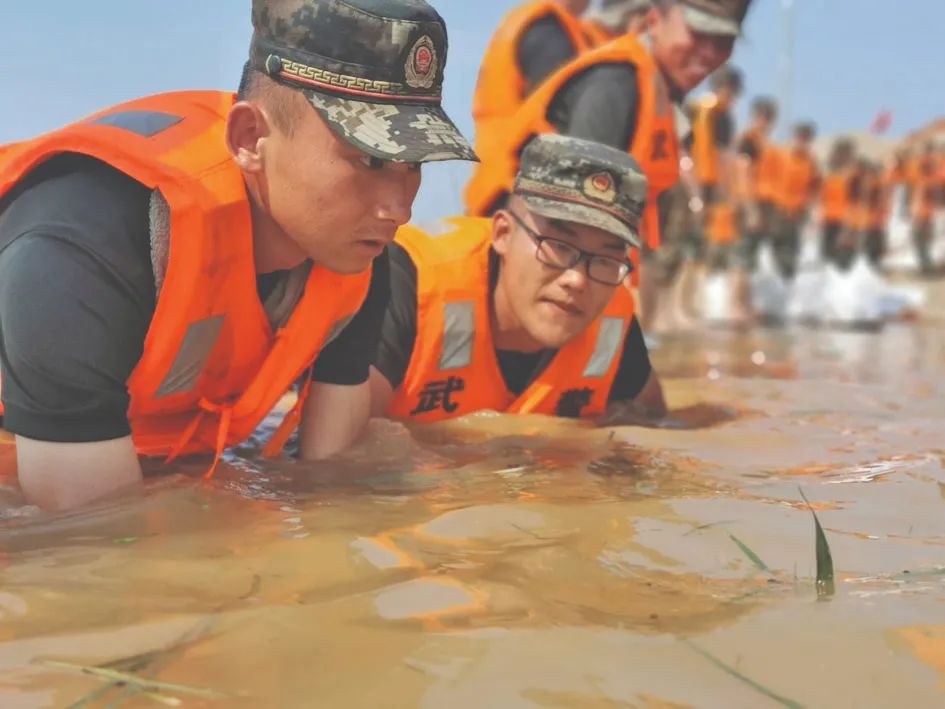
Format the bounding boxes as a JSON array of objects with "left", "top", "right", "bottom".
[{"left": 870, "top": 109, "right": 893, "bottom": 135}]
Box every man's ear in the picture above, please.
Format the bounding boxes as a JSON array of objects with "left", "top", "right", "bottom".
[
  {"left": 491, "top": 209, "right": 514, "bottom": 256},
  {"left": 225, "top": 101, "right": 270, "bottom": 173}
]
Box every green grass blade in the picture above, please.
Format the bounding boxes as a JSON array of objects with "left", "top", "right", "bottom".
[
  {"left": 799, "top": 488, "right": 835, "bottom": 598},
  {"left": 64, "top": 682, "right": 122, "bottom": 709},
  {"left": 38, "top": 660, "right": 226, "bottom": 699},
  {"left": 684, "top": 640, "right": 805, "bottom": 709},
  {"left": 729, "top": 533, "right": 771, "bottom": 574}
]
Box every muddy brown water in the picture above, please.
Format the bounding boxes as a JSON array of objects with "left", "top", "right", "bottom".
[{"left": 1, "top": 286, "right": 943, "bottom": 708}]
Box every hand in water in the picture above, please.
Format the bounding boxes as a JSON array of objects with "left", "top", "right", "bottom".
[{"left": 599, "top": 402, "right": 745, "bottom": 430}]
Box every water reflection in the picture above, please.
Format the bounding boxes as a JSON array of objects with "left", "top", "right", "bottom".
[{"left": 1, "top": 292, "right": 944, "bottom": 706}]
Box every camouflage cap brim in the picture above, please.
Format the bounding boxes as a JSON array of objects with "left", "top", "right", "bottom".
[
  {"left": 681, "top": 6, "right": 741, "bottom": 36},
  {"left": 520, "top": 194, "right": 642, "bottom": 249},
  {"left": 593, "top": 0, "right": 651, "bottom": 27},
  {"left": 306, "top": 91, "right": 477, "bottom": 164}
]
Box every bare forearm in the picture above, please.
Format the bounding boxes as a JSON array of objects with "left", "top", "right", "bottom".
[
  {"left": 598, "top": 371, "right": 668, "bottom": 426},
  {"left": 16, "top": 435, "right": 143, "bottom": 511},
  {"left": 298, "top": 382, "right": 372, "bottom": 460}
]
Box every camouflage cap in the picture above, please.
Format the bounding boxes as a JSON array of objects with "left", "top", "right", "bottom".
[
  {"left": 513, "top": 135, "right": 648, "bottom": 248},
  {"left": 250, "top": 0, "right": 476, "bottom": 163},
  {"left": 593, "top": 0, "right": 652, "bottom": 29},
  {"left": 680, "top": 0, "right": 753, "bottom": 37}
]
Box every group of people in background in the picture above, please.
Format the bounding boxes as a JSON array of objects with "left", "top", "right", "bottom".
[
  {"left": 469, "top": 0, "right": 945, "bottom": 333},
  {"left": 3, "top": 0, "right": 940, "bottom": 511}
]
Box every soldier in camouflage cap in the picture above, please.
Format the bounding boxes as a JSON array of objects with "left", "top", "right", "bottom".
[
  {"left": 513, "top": 134, "right": 648, "bottom": 248},
  {"left": 369, "top": 135, "right": 668, "bottom": 424},
  {"left": 676, "top": 0, "right": 750, "bottom": 37},
  {"left": 0, "top": 0, "right": 480, "bottom": 511},
  {"left": 585, "top": 0, "right": 653, "bottom": 42},
  {"left": 249, "top": 0, "right": 475, "bottom": 162}
]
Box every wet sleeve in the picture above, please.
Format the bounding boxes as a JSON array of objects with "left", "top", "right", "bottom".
[
  {"left": 555, "top": 64, "right": 640, "bottom": 150},
  {"left": 517, "top": 16, "right": 581, "bottom": 95},
  {"left": 607, "top": 316, "right": 653, "bottom": 404},
  {"left": 0, "top": 235, "right": 147, "bottom": 442},
  {"left": 371, "top": 243, "right": 418, "bottom": 389},
  {"left": 311, "top": 251, "right": 390, "bottom": 386}
]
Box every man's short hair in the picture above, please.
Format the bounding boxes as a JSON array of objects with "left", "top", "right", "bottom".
[
  {"left": 236, "top": 61, "right": 307, "bottom": 137},
  {"left": 751, "top": 96, "right": 778, "bottom": 121},
  {"left": 794, "top": 122, "right": 816, "bottom": 140},
  {"left": 710, "top": 65, "right": 743, "bottom": 94}
]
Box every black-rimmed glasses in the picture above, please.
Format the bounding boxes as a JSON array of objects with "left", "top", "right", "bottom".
[{"left": 507, "top": 210, "right": 633, "bottom": 286}]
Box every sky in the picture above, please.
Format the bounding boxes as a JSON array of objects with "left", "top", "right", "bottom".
[{"left": 1, "top": 0, "right": 942, "bottom": 222}]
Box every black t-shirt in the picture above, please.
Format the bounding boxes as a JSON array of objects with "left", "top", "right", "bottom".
[
  {"left": 712, "top": 109, "right": 734, "bottom": 149},
  {"left": 374, "top": 243, "right": 652, "bottom": 412},
  {"left": 517, "top": 15, "right": 582, "bottom": 96},
  {"left": 484, "top": 63, "right": 661, "bottom": 217},
  {"left": 0, "top": 154, "right": 388, "bottom": 443},
  {"left": 547, "top": 63, "right": 640, "bottom": 151}
]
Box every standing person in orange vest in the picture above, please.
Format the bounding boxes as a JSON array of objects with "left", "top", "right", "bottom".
[
  {"left": 735, "top": 96, "right": 780, "bottom": 269},
  {"left": 685, "top": 65, "right": 744, "bottom": 322},
  {"left": 371, "top": 135, "right": 667, "bottom": 423},
  {"left": 0, "top": 0, "right": 475, "bottom": 511},
  {"left": 859, "top": 161, "right": 890, "bottom": 268},
  {"left": 910, "top": 143, "right": 939, "bottom": 275},
  {"left": 582, "top": 0, "right": 653, "bottom": 46},
  {"left": 472, "top": 0, "right": 591, "bottom": 170},
  {"left": 772, "top": 122, "right": 820, "bottom": 279},
  {"left": 819, "top": 138, "right": 857, "bottom": 267},
  {"left": 466, "top": 0, "right": 754, "bottom": 334}
]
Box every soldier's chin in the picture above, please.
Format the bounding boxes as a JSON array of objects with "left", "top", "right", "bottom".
[
  {"left": 317, "top": 250, "right": 376, "bottom": 275},
  {"left": 531, "top": 324, "right": 581, "bottom": 351}
]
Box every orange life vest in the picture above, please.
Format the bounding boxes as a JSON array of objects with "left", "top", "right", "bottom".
[
  {"left": 472, "top": 1, "right": 588, "bottom": 168},
  {"left": 706, "top": 202, "right": 738, "bottom": 245},
  {"left": 821, "top": 170, "right": 852, "bottom": 224},
  {"left": 0, "top": 91, "right": 371, "bottom": 470},
  {"left": 582, "top": 18, "right": 617, "bottom": 47},
  {"left": 910, "top": 155, "right": 942, "bottom": 221},
  {"left": 691, "top": 93, "right": 726, "bottom": 187},
  {"left": 912, "top": 173, "right": 936, "bottom": 222},
  {"left": 465, "top": 33, "right": 680, "bottom": 250},
  {"left": 756, "top": 143, "right": 783, "bottom": 205},
  {"left": 387, "top": 217, "right": 636, "bottom": 422},
  {"left": 776, "top": 149, "right": 819, "bottom": 215}
]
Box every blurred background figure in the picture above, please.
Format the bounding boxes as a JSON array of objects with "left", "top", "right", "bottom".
[
  {"left": 582, "top": 0, "right": 652, "bottom": 45},
  {"left": 858, "top": 160, "right": 889, "bottom": 269},
  {"left": 819, "top": 137, "right": 857, "bottom": 268},
  {"left": 684, "top": 64, "right": 747, "bottom": 325},
  {"left": 773, "top": 122, "right": 820, "bottom": 280},
  {"left": 735, "top": 96, "right": 780, "bottom": 272},
  {"left": 910, "top": 142, "right": 939, "bottom": 275},
  {"left": 472, "top": 0, "right": 591, "bottom": 178}
]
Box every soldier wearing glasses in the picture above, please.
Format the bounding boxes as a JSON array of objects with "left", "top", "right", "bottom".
[{"left": 370, "top": 135, "right": 666, "bottom": 423}]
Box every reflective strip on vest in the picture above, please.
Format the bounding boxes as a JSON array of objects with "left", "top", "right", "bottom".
[
  {"left": 583, "top": 317, "right": 625, "bottom": 378},
  {"left": 439, "top": 301, "right": 475, "bottom": 371},
  {"left": 422, "top": 219, "right": 459, "bottom": 238},
  {"left": 155, "top": 315, "right": 226, "bottom": 398},
  {"left": 89, "top": 110, "right": 183, "bottom": 137}
]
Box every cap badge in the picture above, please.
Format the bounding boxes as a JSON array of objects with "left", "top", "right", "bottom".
[
  {"left": 405, "top": 35, "right": 438, "bottom": 89},
  {"left": 584, "top": 171, "right": 617, "bottom": 204}
]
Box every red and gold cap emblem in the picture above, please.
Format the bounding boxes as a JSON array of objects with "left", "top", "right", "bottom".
[
  {"left": 583, "top": 171, "right": 617, "bottom": 204},
  {"left": 405, "top": 35, "right": 438, "bottom": 89}
]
